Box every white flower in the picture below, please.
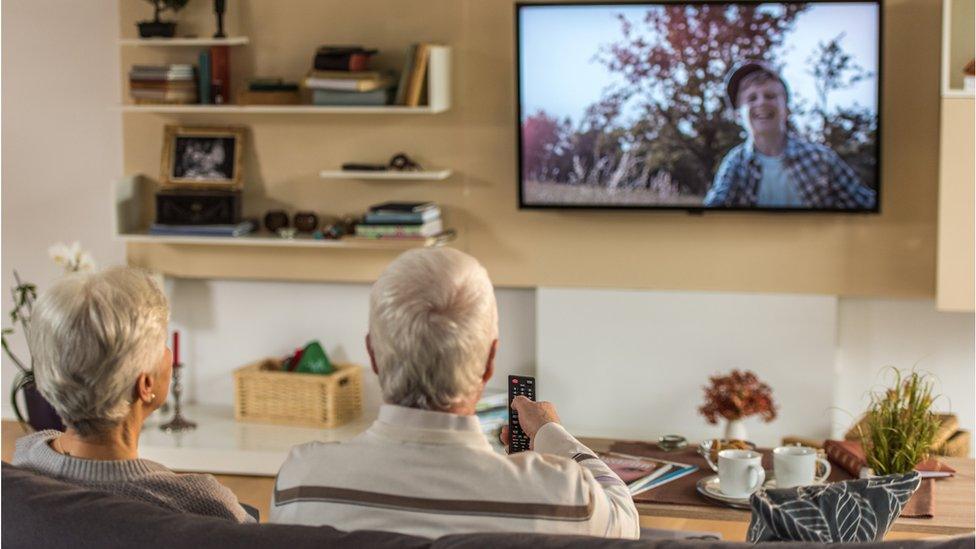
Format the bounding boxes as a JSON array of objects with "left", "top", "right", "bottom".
[{"left": 48, "top": 242, "right": 96, "bottom": 273}]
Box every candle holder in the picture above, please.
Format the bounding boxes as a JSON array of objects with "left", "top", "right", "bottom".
[{"left": 160, "top": 364, "right": 196, "bottom": 432}]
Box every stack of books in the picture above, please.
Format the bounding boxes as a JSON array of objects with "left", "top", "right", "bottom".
[
  {"left": 476, "top": 390, "right": 509, "bottom": 440},
  {"left": 129, "top": 64, "right": 197, "bottom": 104},
  {"left": 355, "top": 202, "right": 443, "bottom": 239},
  {"left": 596, "top": 452, "right": 698, "bottom": 496},
  {"left": 305, "top": 45, "right": 393, "bottom": 106}
]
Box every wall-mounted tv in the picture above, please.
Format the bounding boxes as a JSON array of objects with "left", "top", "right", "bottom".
[{"left": 516, "top": 1, "right": 881, "bottom": 212}]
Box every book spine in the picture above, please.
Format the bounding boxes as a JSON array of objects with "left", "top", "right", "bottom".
[
  {"left": 405, "top": 43, "right": 431, "bottom": 107},
  {"left": 395, "top": 44, "right": 418, "bottom": 106},
  {"left": 198, "top": 50, "right": 211, "bottom": 104},
  {"left": 210, "top": 45, "right": 230, "bottom": 104}
]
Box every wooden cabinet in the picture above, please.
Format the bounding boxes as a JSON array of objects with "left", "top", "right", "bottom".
[{"left": 936, "top": 0, "right": 975, "bottom": 312}]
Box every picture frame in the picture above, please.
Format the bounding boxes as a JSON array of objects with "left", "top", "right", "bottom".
[{"left": 160, "top": 125, "right": 245, "bottom": 189}]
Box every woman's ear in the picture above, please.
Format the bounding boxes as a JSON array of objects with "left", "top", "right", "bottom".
[{"left": 135, "top": 372, "right": 156, "bottom": 405}]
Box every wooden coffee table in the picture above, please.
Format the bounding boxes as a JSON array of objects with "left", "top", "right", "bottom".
[{"left": 580, "top": 437, "right": 975, "bottom": 538}]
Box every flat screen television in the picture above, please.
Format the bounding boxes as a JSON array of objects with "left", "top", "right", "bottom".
[{"left": 516, "top": 1, "right": 882, "bottom": 212}]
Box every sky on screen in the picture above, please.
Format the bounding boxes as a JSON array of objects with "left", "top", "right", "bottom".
[{"left": 520, "top": 2, "right": 879, "bottom": 125}]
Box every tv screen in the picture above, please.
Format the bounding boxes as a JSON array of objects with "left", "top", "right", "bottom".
[{"left": 517, "top": 1, "right": 881, "bottom": 212}]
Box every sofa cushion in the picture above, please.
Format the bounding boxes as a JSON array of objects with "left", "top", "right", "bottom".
[
  {"left": 747, "top": 473, "right": 921, "bottom": 542},
  {"left": 1, "top": 463, "right": 429, "bottom": 549}
]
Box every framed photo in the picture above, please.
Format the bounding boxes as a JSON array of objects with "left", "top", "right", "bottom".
[{"left": 160, "top": 125, "right": 245, "bottom": 189}]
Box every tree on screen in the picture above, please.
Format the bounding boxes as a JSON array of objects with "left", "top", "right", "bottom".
[
  {"left": 598, "top": 3, "right": 809, "bottom": 195},
  {"left": 804, "top": 34, "right": 877, "bottom": 188}
]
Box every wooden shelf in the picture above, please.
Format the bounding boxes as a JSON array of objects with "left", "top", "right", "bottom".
[
  {"left": 119, "top": 37, "right": 250, "bottom": 46},
  {"left": 318, "top": 169, "right": 452, "bottom": 181},
  {"left": 943, "top": 89, "right": 975, "bottom": 99},
  {"left": 119, "top": 104, "right": 446, "bottom": 114},
  {"left": 116, "top": 231, "right": 455, "bottom": 249}
]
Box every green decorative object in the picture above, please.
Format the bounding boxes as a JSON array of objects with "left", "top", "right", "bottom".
[{"left": 295, "top": 341, "right": 335, "bottom": 375}]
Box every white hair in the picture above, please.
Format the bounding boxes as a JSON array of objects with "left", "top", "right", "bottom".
[
  {"left": 369, "top": 248, "right": 498, "bottom": 411},
  {"left": 28, "top": 267, "right": 169, "bottom": 436}
]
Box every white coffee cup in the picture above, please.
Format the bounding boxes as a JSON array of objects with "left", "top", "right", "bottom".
[
  {"left": 773, "top": 446, "right": 831, "bottom": 488},
  {"left": 718, "top": 449, "right": 765, "bottom": 498}
]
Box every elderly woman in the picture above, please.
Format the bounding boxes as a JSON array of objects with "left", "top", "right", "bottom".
[{"left": 12, "top": 267, "right": 253, "bottom": 523}]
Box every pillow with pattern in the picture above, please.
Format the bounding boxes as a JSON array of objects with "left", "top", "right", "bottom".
[{"left": 747, "top": 472, "right": 920, "bottom": 542}]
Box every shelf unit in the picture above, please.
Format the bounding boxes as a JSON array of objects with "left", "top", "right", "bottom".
[
  {"left": 318, "top": 169, "right": 452, "bottom": 181},
  {"left": 936, "top": 0, "right": 975, "bottom": 312},
  {"left": 120, "top": 45, "right": 452, "bottom": 114},
  {"left": 119, "top": 36, "right": 250, "bottom": 46},
  {"left": 113, "top": 176, "right": 454, "bottom": 251},
  {"left": 941, "top": 0, "right": 975, "bottom": 98}
]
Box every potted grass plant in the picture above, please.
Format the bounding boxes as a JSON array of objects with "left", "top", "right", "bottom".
[{"left": 858, "top": 368, "right": 941, "bottom": 476}]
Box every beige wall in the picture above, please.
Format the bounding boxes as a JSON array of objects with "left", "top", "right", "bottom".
[
  {"left": 120, "top": 0, "right": 940, "bottom": 297},
  {"left": 2, "top": 0, "right": 126, "bottom": 414}
]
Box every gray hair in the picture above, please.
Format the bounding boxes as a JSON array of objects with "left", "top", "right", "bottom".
[
  {"left": 369, "top": 248, "right": 498, "bottom": 411},
  {"left": 28, "top": 267, "right": 169, "bottom": 436}
]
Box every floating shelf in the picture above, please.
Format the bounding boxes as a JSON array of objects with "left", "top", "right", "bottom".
[
  {"left": 119, "top": 104, "right": 446, "bottom": 114},
  {"left": 943, "top": 89, "right": 976, "bottom": 99},
  {"left": 318, "top": 169, "right": 452, "bottom": 181},
  {"left": 116, "top": 231, "right": 455, "bottom": 249},
  {"left": 119, "top": 37, "right": 250, "bottom": 46}
]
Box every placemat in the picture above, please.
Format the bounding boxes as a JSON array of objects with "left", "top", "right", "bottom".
[{"left": 609, "top": 441, "right": 854, "bottom": 508}]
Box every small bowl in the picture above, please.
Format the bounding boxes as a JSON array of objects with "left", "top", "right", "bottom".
[
  {"left": 698, "top": 439, "right": 758, "bottom": 471},
  {"left": 657, "top": 434, "right": 688, "bottom": 452}
]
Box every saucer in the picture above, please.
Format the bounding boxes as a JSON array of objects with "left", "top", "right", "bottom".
[
  {"left": 762, "top": 475, "right": 827, "bottom": 489},
  {"left": 695, "top": 474, "right": 756, "bottom": 510}
]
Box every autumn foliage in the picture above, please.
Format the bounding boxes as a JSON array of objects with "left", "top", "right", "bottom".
[{"left": 698, "top": 369, "right": 777, "bottom": 424}]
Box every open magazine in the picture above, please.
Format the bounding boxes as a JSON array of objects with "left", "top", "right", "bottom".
[{"left": 597, "top": 451, "right": 698, "bottom": 496}]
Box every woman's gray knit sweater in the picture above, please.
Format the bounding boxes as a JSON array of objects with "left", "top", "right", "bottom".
[{"left": 13, "top": 430, "right": 254, "bottom": 523}]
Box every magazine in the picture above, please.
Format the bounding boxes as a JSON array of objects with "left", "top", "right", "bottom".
[{"left": 598, "top": 451, "right": 698, "bottom": 496}]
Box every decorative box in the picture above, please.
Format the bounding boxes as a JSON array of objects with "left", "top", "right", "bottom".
[
  {"left": 233, "top": 358, "right": 363, "bottom": 428},
  {"left": 156, "top": 189, "right": 242, "bottom": 225}
]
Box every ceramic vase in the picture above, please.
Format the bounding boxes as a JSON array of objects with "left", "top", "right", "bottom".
[{"left": 724, "top": 418, "right": 748, "bottom": 441}]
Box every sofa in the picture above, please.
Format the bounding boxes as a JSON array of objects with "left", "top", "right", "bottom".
[{"left": 2, "top": 464, "right": 972, "bottom": 549}]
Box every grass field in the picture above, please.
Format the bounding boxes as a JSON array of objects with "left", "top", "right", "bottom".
[{"left": 523, "top": 180, "right": 704, "bottom": 207}]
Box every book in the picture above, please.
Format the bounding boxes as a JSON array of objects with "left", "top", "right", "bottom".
[
  {"left": 823, "top": 439, "right": 957, "bottom": 478},
  {"left": 304, "top": 72, "right": 394, "bottom": 92},
  {"left": 369, "top": 201, "right": 438, "bottom": 214},
  {"left": 210, "top": 45, "right": 230, "bottom": 104},
  {"left": 148, "top": 221, "right": 255, "bottom": 237},
  {"left": 476, "top": 390, "right": 508, "bottom": 413},
  {"left": 311, "top": 88, "right": 390, "bottom": 106},
  {"left": 404, "top": 43, "right": 431, "bottom": 107},
  {"left": 239, "top": 90, "right": 301, "bottom": 105},
  {"left": 198, "top": 50, "right": 211, "bottom": 104},
  {"left": 363, "top": 209, "right": 441, "bottom": 225},
  {"left": 354, "top": 219, "right": 443, "bottom": 238},
  {"left": 597, "top": 451, "right": 697, "bottom": 495},
  {"left": 394, "top": 44, "right": 417, "bottom": 106},
  {"left": 307, "top": 70, "right": 383, "bottom": 80}
]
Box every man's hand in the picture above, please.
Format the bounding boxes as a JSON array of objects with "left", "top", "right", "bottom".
[{"left": 499, "top": 396, "right": 561, "bottom": 450}]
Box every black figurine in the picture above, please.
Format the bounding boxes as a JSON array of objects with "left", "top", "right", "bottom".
[{"left": 213, "top": 0, "right": 226, "bottom": 39}]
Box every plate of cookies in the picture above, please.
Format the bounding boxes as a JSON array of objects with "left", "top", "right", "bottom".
[{"left": 698, "top": 439, "right": 758, "bottom": 472}]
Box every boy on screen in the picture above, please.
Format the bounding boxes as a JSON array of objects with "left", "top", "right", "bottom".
[{"left": 704, "top": 61, "right": 876, "bottom": 209}]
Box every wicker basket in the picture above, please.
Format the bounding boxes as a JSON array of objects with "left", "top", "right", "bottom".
[{"left": 233, "top": 358, "right": 363, "bottom": 428}]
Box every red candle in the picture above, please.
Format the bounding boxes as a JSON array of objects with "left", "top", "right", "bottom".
[{"left": 173, "top": 331, "right": 180, "bottom": 368}]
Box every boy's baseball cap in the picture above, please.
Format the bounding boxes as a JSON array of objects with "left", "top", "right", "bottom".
[{"left": 725, "top": 60, "right": 790, "bottom": 110}]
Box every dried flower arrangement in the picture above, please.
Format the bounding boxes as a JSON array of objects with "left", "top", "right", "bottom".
[{"left": 698, "top": 369, "right": 777, "bottom": 424}]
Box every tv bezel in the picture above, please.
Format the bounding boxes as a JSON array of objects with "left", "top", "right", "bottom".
[{"left": 514, "top": 0, "right": 884, "bottom": 214}]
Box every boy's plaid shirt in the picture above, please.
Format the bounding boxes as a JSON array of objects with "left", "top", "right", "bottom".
[{"left": 704, "top": 136, "right": 876, "bottom": 209}]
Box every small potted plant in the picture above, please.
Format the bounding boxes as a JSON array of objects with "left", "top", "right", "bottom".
[
  {"left": 698, "top": 369, "right": 777, "bottom": 440},
  {"left": 137, "top": 0, "right": 191, "bottom": 38},
  {"left": 858, "top": 368, "right": 941, "bottom": 476},
  {"left": 3, "top": 242, "right": 95, "bottom": 432}
]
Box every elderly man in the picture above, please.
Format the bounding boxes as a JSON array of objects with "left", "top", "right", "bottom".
[{"left": 271, "top": 248, "right": 639, "bottom": 539}]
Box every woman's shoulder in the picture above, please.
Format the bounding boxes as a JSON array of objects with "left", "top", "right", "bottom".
[{"left": 136, "top": 469, "right": 254, "bottom": 523}]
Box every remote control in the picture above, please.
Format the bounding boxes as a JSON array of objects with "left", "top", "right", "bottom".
[{"left": 507, "top": 375, "right": 535, "bottom": 454}]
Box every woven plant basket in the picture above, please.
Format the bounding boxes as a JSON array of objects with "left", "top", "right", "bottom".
[{"left": 233, "top": 358, "right": 362, "bottom": 428}]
